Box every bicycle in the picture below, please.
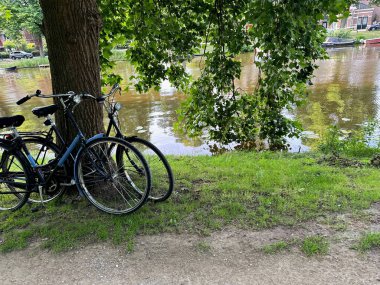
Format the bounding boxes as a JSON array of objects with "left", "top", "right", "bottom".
[
  {"left": 0, "top": 92, "right": 152, "bottom": 214},
  {"left": 99, "top": 83, "right": 174, "bottom": 202},
  {"left": 14, "top": 84, "right": 174, "bottom": 202}
]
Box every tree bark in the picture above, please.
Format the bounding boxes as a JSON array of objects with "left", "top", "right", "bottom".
[
  {"left": 36, "top": 34, "right": 44, "bottom": 58},
  {"left": 39, "top": 0, "right": 104, "bottom": 142}
]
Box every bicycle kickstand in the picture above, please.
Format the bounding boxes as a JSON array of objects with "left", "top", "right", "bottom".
[{"left": 31, "top": 186, "right": 46, "bottom": 213}]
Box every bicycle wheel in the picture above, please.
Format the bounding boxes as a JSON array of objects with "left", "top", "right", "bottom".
[
  {"left": 0, "top": 142, "right": 31, "bottom": 211},
  {"left": 123, "top": 137, "right": 174, "bottom": 202},
  {"left": 74, "top": 137, "right": 151, "bottom": 215},
  {"left": 21, "top": 138, "right": 68, "bottom": 203}
]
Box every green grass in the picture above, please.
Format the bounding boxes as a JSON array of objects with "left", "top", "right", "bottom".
[
  {"left": 321, "top": 216, "right": 348, "bottom": 232},
  {"left": 1, "top": 152, "right": 380, "bottom": 253},
  {"left": 328, "top": 30, "right": 380, "bottom": 42},
  {"left": 301, "top": 236, "right": 329, "bottom": 256},
  {"left": 0, "top": 57, "right": 49, "bottom": 69},
  {"left": 262, "top": 240, "right": 291, "bottom": 254},
  {"left": 196, "top": 241, "right": 212, "bottom": 253},
  {"left": 356, "top": 232, "right": 380, "bottom": 252},
  {"left": 350, "top": 30, "right": 380, "bottom": 40}
]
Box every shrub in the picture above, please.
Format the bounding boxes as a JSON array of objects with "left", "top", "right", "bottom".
[
  {"left": 318, "top": 121, "right": 380, "bottom": 157},
  {"left": 25, "top": 43, "right": 35, "bottom": 52},
  {"left": 328, "top": 29, "right": 352, "bottom": 39},
  {"left": 3, "top": 40, "right": 16, "bottom": 51},
  {"left": 0, "top": 52, "right": 10, "bottom": 59},
  {"left": 17, "top": 39, "right": 28, "bottom": 51}
]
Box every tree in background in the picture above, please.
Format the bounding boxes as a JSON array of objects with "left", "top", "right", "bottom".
[
  {"left": 100, "top": 0, "right": 355, "bottom": 149},
  {"left": 8, "top": 0, "right": 355, "bottom": 148},
  {"left": 3, "top": 40, "right": 16, "bottom": 51},
  {"left": 0, "top": 0, "right": 44, "bottom": 56}
]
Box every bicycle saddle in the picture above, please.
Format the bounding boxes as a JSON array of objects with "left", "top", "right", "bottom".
[
  {"left": 32, "top": 104, "right": 59, "bottom": 118},
  {"left": 0, "top": 115, "right": 25, "bottom": 129}
]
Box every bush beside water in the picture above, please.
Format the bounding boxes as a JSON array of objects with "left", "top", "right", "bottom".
[{"left": 318, "top": 121, "right": 380, "bottom": 158}]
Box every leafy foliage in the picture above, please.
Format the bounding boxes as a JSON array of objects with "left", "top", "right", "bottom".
[
  {"left": 3, "top": 0, "right": 356, "bottom": 147},
  {"left": 0, "top": 0, "right": 42, "bottom": 40},
  {"left": 328, "top": 29, "right": 352, "bottom": 39},
  {"left": 98, "top": 0, "right": 208, "bottom": 89},
  {"left": 99, "top": 0, "right": 355, "bottom": 149},
  {"left": 318, "top": 121, "right": 380, "bottom": 157},
  {"left": 3, "top": 39, "right": 15, "bottom": 51}
]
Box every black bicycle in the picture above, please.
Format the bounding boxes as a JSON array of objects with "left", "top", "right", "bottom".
[
  {"left": 13, "top": 84, "right": 174, "bottom": 203},
  {"left": 0, "top": 92, "right": 152, "bottom": 214}
]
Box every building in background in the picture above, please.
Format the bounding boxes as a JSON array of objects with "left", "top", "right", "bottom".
[{"left": 326, "top": 1, "right": 380, "bottom": 30}]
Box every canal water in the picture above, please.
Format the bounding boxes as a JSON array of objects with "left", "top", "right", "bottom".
[{"left": 0, "top": 46, "right": 379, "bottom": 155}]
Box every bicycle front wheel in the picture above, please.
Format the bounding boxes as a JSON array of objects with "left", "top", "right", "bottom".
[
  {"left": 0, "top": 142, "right": 31, "bottom": 211},
  {"left": 74, "top": 137, "right": 151, "bottom": 215}
]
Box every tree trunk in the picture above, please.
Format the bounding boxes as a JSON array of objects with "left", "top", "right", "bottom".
[
  {"left": 39, "top": 0, "right": 104, "bottom": 143},
  {"left": 36, "top": 34, "right": 44, "bottom": 58}
]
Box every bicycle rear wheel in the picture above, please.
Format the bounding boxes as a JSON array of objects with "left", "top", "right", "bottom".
[
  {"left": 123, "top": 137, "right": 174, "bottom": 202},
  {"left": 0, "top": 142, "right": 31, "bottom": 211},
  {"left": 74, "top": 137, "right": 151, "bottom": 215},
  {"left": 21, "top": 137, "right": 67, "bottom": 203}
]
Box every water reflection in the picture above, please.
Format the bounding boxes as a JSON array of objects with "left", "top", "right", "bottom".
[
  {"left": 297, "top": 46, "right": 379, "bottom": 149},
  {"left": 0, "top": 46, "right": 379, "bottom": 154}
]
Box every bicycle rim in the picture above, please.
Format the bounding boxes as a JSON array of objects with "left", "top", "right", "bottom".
[
  {"left": 125, "top": 137, "right": 174, "bottom": 202},
  {"left": 0, "top": 145, "right": 31, "bottom": 211},
  {"left": 75, "top": 137, "right": 151, "bottom": 215}
]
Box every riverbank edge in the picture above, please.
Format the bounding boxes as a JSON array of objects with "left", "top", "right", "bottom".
[
  {"left": 0, "top": 151, "right": 380, "bottom": 254},
  {"left": 1, "top": 37, "right": 380, "bottom": 70}
]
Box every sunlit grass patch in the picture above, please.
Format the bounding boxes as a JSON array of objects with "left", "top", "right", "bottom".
[
  {"left": 0, "top": 57, "right": 49, "bottom": 69},
  {"left": 301, "top": 236, "right": 329, "bottom": 256},
  {"left": 262, "top": 240, "right": 291, "bottom": 254},
  {"left": 355, "top": 232, "right": 380, "bottom": 252}
]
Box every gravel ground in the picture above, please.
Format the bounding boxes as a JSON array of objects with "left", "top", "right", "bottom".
[{"left": 1, "top": 204, "right": 380, "bottom": 285}]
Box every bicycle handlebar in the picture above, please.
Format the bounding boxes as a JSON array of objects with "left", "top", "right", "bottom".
[
  {"left": 16, "top": 95, "right": 31, "bottom": 105},
  {"left": 17, "top": 90, "right": 97, "bottom": 106},
  {"left": 97, "top": 83, "right": 121, "bottom": 103}
]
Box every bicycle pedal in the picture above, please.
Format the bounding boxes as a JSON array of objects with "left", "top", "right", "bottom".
[{"left": 60, "top": 179, "right": 76, "bottom": 186}]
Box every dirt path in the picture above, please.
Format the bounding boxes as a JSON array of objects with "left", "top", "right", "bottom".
[{"left": 1, "top": 205, "right": 380, "bottom": 285}]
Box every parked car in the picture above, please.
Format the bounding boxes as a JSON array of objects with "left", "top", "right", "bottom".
[
  {"left": 9, "top": 51, "right": 33, "bottom": 59},
  {"left": 368, "top": 24, "right": 380, "bottom": 31}
]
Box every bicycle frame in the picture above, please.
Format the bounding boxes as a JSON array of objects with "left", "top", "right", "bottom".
[
  {"left": 105, "top": 111, "right": 126, "bottom": 139},
  {"left": 8, "top": 99, "right": 105, "bottom": 193},
  {"left": 28, "top": 104, "right": 126, "bottom": 150}
]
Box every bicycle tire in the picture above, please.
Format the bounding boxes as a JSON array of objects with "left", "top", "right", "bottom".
[
  {"left": 123, "top": 137, "right": 174, "bottom": 202},
  {"left": 20, "top": 137, "right": 68, "bottom": 203},
  {"left": 74, "top": 137, "right": 151, "bottom": 215},
  {"left": 0, "top": 141, "right": 31, "bottom": 211}
]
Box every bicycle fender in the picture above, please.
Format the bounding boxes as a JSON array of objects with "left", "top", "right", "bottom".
[{"left": 85, "top": 133, "right": 105, "bottom": 144}]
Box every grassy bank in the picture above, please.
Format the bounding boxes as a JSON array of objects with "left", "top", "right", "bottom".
[
  {"left": 328, "top": 29, "right": 380, "bottom": 43},
  {"left": 350, "top": 30, "right": 380, "bottom": 40},
  {"left": 1, "top": 151, "right": 380, "bottom": 253},
  {"left": 0, "top": 57, "right": 50, "bottom": 69}
]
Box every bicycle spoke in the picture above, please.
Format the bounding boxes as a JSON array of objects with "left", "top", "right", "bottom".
[{"left": 75, "top": 138, "right": 151, "bottom": 214}]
